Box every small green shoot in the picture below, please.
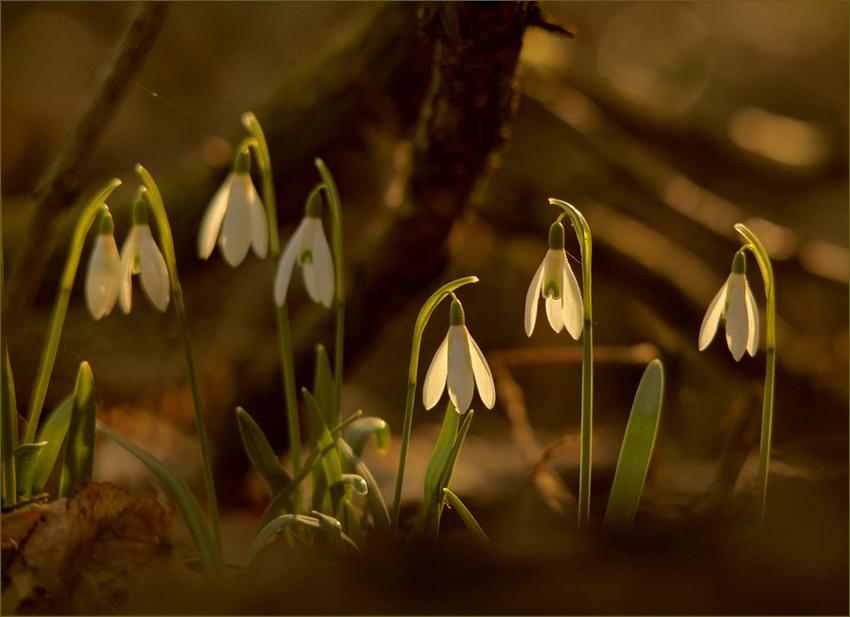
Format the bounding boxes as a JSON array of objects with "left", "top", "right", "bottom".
[
  {"left": 58, "top": 361, "right": 96, "bottom": 499},
  {"left": 443, "top": 488, "right": 491, "bottom": 549}
]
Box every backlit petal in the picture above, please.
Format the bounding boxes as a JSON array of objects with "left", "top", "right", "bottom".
[
  {"left": 447, "top": 326, "right": 475, "bottom": 414},
  {"left": 725, "top": 274, "right": 748, "bottom": 361},
  {"left": 744, "top": 277, "right": 760, "bottom": 357},
  {"left": 423, "top": 332, "right": 450, "bottom": 410},
  {"left": 307, "top": 219, "right": 335, "bottom": 307},
  {"left": 545, "top": 295, "right": 565, "bottom": 333},
  {"left": 119, "top": 227, "right": 139, "bottom": 314},
  {"left": 138, "top": 225, "right": 170, "bottom": 312},
  {"left": 524, "top": 255, "right": 546, "bottom": 336},
  {"left": 198, "top": 176, "right": 231, "bottom": 259},
  {"left": 560, "top": 251, "right": 584, "bottom": 339},
  {"left": 85, "top": 235, "right": 120, "bottom": 320},
  {"left": 467, "top": 329, "right": 495, "bottom": 409},
  {"left": 698, "top": 278, "right": 728, "bottom": 351},
  {"left": 248, "top": 182, "right": 268, "bottom": 259},
  {"left": 219, "top": 174, "right": 253, "bottom": 267},
  {"left": 274, "top": 219, "right": 308, "bottom": 306}
]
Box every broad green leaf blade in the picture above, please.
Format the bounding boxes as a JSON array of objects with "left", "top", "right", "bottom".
[
  {"left": 31, "top": 395, "right": 73, "bottom": 494},
  {"left": 604, "top": 359, "right": 664, "bottom": 529},
  {"left": 443, "top": 488, "right": 491, "bottom": 549},
  {"left": 313, "top": 344, "right": 338, "bottom": 430},
  {"left": 236, "top": 407, "right": 293, "bottom": 495},
  {"left": 59, "top": 362, "right": 96, "bottom": 499},
  {"left": 338, "top": 439, "right": 390, "bottom": 534},
  {"left": 336, "top": 498, "right": 364, "bottom": 547},
  {"left": 2, "top": 347, "right": 18, "bottom": 506},
  {"left": 97, "top": 422, "right": 222, "bottom": 578},
  {"left": 413, "top": 401, "right": 459, "bottom": 537},
  {"left": 430, "top": 410, "right": 475, "bottom": 538},
  {"left": 303, "top": 389, "right": 345, "bottom": 514},
  {"left": 342, "top": 417, "right": 390, "bottom": 458},
  {"left": 311, "top": 510, "right": 346, "bottom": 554},
  {"left": 14, "top": 442, "right": 46, "bottom": 500},
  {"left": 246, "top": 514, "right": 321, "bottom": 564}
]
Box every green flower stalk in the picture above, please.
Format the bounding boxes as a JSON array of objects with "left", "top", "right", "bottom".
[
  {"left": 136, "top": 165, "right": 223, "bottom": 565},
  {"left": 546, "top": 198, "right": 593, "bottom": 529},
  {"left": 391, "top": 276, "right": 479, "bottom": 532},
  {"left": 24, "top": 178, "right": 122, "bottom": 445}
]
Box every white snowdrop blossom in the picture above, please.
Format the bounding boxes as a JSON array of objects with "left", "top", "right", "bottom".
[
  {"left": 85, "top": 210, "right": 121, "bottom": 320},
  {"left": 119, "top": 198, "right": 170, "bottom": 313},
  {"left": 274, "top": 189, "right": 334, "bottom": 307},
  {"left": 198, "top": 148, "right": 268, "bottom": 267},
  {"left": 525, "top": 220, "right": 583, "bottom": 338},
  {"left": 423, "top": 297, "right": 496, "bottom": 414},
  {"left": 699, "top": 251, "right": 759, "bottom": 361}
]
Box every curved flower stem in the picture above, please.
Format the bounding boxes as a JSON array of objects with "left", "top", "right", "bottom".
[
  {"left": 23, "top": 179, "right": 122, "bottom": 445},
  {"left": 550, "top": 199, "right": 593, "bottom": 530},
  {"left": 243, "top": 113, "right": 302, "bottom": 484},
  {"left": 136, "top": 165, "right": 223, "bottom": 567},
  {"left": 315, "top": 158, "right": 345, "bottom": 413},
  {"left": 390, "top": 276, "right": 479, "bottom": 533},
  {"left": 735, "top": 223, "right": 776, "bottom": 524}
]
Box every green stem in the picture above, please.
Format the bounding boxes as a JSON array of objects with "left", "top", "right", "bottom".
[
  {"left": 315, "top": 158, "right": 345, "bottom": 411},
  {"left": 390, "top": 276, "right": 479, "bottom": 532},
  {"left": 550, "top": 199, "right": 593, "bottom": 530},
  {"left": 23, "top": 179, "right": 122, "bottom": 444},
  {"left": 734, "top": 223, "right": 776, "bottom": 524},
  {"left": 243, "top": 113, "right": 302, "bottom": 483},
  {"left": 136, "top": 165, "right": 223, "bottom": 567}
]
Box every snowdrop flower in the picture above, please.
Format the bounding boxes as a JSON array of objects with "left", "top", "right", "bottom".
[
  {"left": 198, "top": 148, "right": 268, "bottom": 267},
  {"left": 525, "top": 220, "right": 583, "bottom": 338},
  {"left": 119, "top": 197, "right": 170, "bottom": 313},
  {"left": 423, "top": 297, "right": 496, "bottom": 414},
  {"left": 85, "top": 210, "right": 121, "bottom": 320},
  {"left": 274, "top": 188, "right": 334, "bottom": 307},
  {"left": 699, "top": 251, "right": 759, "bottom": 361}
]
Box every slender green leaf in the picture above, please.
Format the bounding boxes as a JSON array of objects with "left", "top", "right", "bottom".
[
  {"left": 96, "top": 422, "right": 222, "bottom": 578},
  {"left": 343, "top": 417, "right": 390, "bottom": 458},
  {"left": 14, "top": 443, "right": 46, "bottom": 500},
  {"left": 336, "top": 498, "right": 364, "bottom": 547},
  {"left": 246, "top": 514, "right": 321, "bottom": 564},
  {"left": 59, "top": 362, "right": 96, "bottom": 499},
  {"left": 311, "top": 510, "right": 346, "bottom": 554},
  {"left": 313, "top": 344, "right": 338, "bottom": 430},
  {"left": 443, "top": 488, "right": 491, "bottom": 549},
  {"left": 2, "top": 347, "right": 18, "bottom": 506},
  {"left": 338, "top": 439, "right": 390, "bottom": 534},
  {"left": 30, "top": 395, "right": 73, "bottom": 494},
  {"left": 412, "top": 401, "right": 459, "bottom": 537},
  {"left": 303, "top": 389, "right": 345, "bottom": 514},
  {"left": 236, "top": 407, "right": 293, "bottom": 495},
  {"left": 604, "top": 359, "right": 664, "bottom": 529}
]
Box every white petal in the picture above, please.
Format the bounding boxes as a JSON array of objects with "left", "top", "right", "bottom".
[
  {"left": 725, "top": 275, "right": 748, "bottom": 361},
  {"left": 138, "top": 225, "right": 170, "bottom": 312},
  {"left": 218, "top": 174, "right": 253, "bottom": 267},
  {"left": 308, "top": 220, "right": 335, "bottom": 307},
  {"left": 248, "top": 181, "right": 268, "bottom": 259},
  {"left": 423, "top": 332, "right": 450, "bottom": 410},
  {"left": 447, "top": 326, "right": 475, "bottom": 414},
  {"left": 524, "top": 255, "right": 546, "bottom": 337},
  {"left": 198, "top": 176, "right": 231, "bottom": 259},
  {"left": 467, "top": 329, "right": 495, "bottom": 409},
  {"left": 545, "top": 295, "right": 565, "bottom": 333},
  {"left": 119, "top": 228, "right": 139, "bottom": 314},
  {"left": 698, "top": 278, "right": 728, "bottom": 351},
  {"left": 744, "top": 278, "right": 759, "bottom": 357},
  {"left": 560, "top": 251, "right": 584, "bottom": 340},
  {"left": 85, "top": 235, "right": 120, "bottom": 320},
  {"left": 274, "top": 219, "right": 308, "bottom": 306}
]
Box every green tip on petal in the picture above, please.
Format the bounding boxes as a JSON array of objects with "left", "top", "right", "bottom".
[
  {"left": 548, "top": 221, "right": 565, "bottom": 251},
  {"left": 449, "top": 298, "right": 465, "bottom": 326},
  {"left": 305, "top": 185, "right": 323, "bottom": 219},
  {"left": 98, "top": 209, "right": 115, "bottom": 235},
  {"left": 132, "top": 195, "right": 148, "bottom": 226},
  {"left": 234, "top": 148, "right": 251, "bottom": 175}
]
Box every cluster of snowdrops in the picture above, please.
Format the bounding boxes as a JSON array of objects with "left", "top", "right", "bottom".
[{"left": 0, "top": 113, "right": 777, "bottom": 580}]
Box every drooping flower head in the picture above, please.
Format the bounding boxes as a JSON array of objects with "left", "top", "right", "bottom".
[
  {"left": 85, "top": 208, "right": 121, "bottom": 320},
  {"left": 120, "top": 195, "right": 170, "bottom": 313},
  {"left": 198, "top": 147, "right": 268, "bottom": 267},
  {"left": 699, "top": 251, "right": 759, "bottom": 361},
  {"left": 423, "top": 296, "right": 496, "bottom": 414},
  {"left": 525, "top": 220, "right": 583, "bottom": 338},
  {"left": 274, "top": 186, "right": 334, "bottom": 308}
]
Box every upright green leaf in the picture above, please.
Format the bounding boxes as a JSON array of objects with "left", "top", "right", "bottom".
[
  {"left": 2, "top": 347, "right": 18, "bottom": 506},
  {"left": 30, "top": 395, "right": 73, "bottom": 494},
  {"left": 313, "top": 344, "right": 338, "bottom": 430},
  {"left": 236, "top": 407, "right": 293, "bottom": 495},
  {"left": 412, "top": 401, "right": 459, "bottom": 538},
  {"left": 303, "top": 389, "right": 345, "bottom": 514},
  {"left": 14, "top": 442, "right": 46, "bottom": 500},
  {"left": 59, "top": 362, "right": 96, "bottom": 499},
  {"left": 442, "top": 488, "right": 491, "bottom": 549},
  {"left": 604, "top": 359, "right": 664, "bottom": 529},
  {"left": 338, "top": 439, "right": 390, "bottom": 534}
]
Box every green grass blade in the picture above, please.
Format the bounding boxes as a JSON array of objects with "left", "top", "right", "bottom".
[
  {"left": 59, "top": 362, "right": 96, "bottom": 499},
  {"left": 442, "top": 488, "right": 491, "bottom": 549},
  {"left": 342, "top": 417, "right": 390, "bottom": 458},
  {"left": 96, "top": 422, "right": 222, "bottom": 578},
  {"left": 2, "top": 347, "right": 18, "bottom": 506},
  {"left": 14, "top": 442, "right": 46, "bottom": 500},
  {"left": 303, "top": 389, "right": 345, "bottom": 514},
  {"left": 313, "top": 344, "right": 338, "bottom": 430},
  {"left": 30, "top": 395, "right": 73, "bottom": 494},
  {"left": 246, "top": 514, "right": 321, "bottom": 564},
  {"left": 412, "top": 401, "right": 460, "bottom": 537},
  {"left": 604, "top": 359, "right": 664, "bottom": 529},
  {"left": 338, "top": 439, "right": 390, "bottom": 534},
  {"left": 236, "top": 406, "right": 293, "bottom": 495}
]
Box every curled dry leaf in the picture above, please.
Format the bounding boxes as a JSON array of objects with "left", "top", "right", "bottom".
[{"left": 1, "top": 482, "right": 189, "bottom": 615}]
